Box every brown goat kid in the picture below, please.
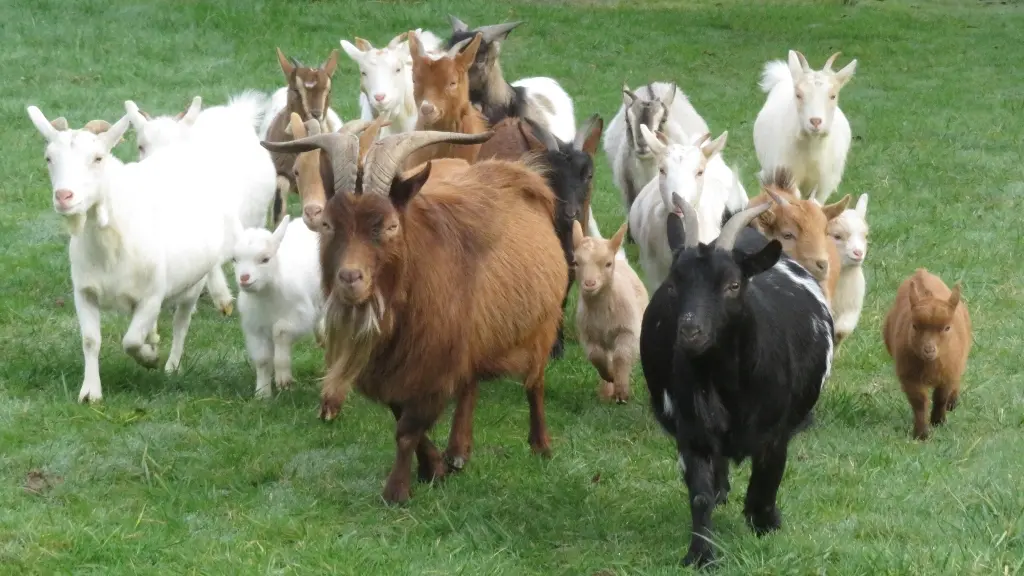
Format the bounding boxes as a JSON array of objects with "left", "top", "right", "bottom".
[
  {"left": 405, "top": 31, "right": 490, "bottom": 168},
  {"left": 260, "top": 128, "right": 566, "bottom": 505},
  {"left": 748, "top": 168, "right": 849, "bottom": 302},
  {"left": 883, "top": 268, "right": 972, "bottom": 440},
  {"left": 265, "top": 48, "right": 340, "bottom": 226}
]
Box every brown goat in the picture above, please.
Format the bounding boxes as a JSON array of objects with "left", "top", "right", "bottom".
[
  {"left": 286, "top": 113, "right": 390, "bottom": 228},
  {"left": 883, "top": 268, "right": 972, "bottom": 440},
  {"left": 259, "top": 129, "right": 561, "bottom": 505},
  {"left": 405, "top": 31, "right": 490, "bottom": 168},
  {"left": 748, "top": 168, "right": 849, "bottom": 302},
  {"left": 264, "top": 47, "right": 341, "bottom": 226}
]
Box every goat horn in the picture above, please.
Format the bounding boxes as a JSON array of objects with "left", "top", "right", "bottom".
[
  {"left": 692, "top": 132, "right": 712, "bottom": 147},
  {"left": 362, "top": 131, "right": 494, "bottom": 196},
  {"left": 446, "top": 35, "right": 475, "bottom": 59},
  {"left": 671, "top": 194, "right": 701, "bottom": 250},
  {"left": 448, "top": 14, "right": 470, "bottom": 33},
  {"left": 289, "top": 56, "right": 305, "bottom": 69},
  {"left": 823, "top": 51, "right": 842, "bottom": 72},
  {"left": 261, "top": 133, "right": 359, "bottom": 195},
  {"left": 338, "top": 119, "right": 374, "bottom": 135},
  {"left": 524, "top": 116, "right": 561, "bottom": 153},
  {"left": 475, "top": 21, "right": 523, "bottom": 43},
  {"left": 572, "top": 113, "right": 600, "bottom": 151},
  {"left": 717, "top": 202, "right": 774, "bottom": 252}
]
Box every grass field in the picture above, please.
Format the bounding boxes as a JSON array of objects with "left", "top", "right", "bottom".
[{"left": 3, "top": 0, "right": 1024, "bottom": 573}]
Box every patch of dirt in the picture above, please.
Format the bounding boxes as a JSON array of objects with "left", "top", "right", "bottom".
[{"left": 23, "top": 469, "right": 63, "bottom": 496}]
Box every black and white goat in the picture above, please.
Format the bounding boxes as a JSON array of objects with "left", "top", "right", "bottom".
[{"left": 640, "top": 195, "right": 834, "bottom": 568}]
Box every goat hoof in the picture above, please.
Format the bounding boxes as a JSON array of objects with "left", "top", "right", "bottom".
[
  {"left": 530, "top": 439, "right": 552, "bottom": 459},
  {"left": 163, "top": 358, "right": 180, "bottom": 373},
  {"left": 417, "top": 459, "right": 447, "bottom": 483},
  {"left": 445, "top": 454, "right": 468, "bottom": 472},
  {"left": 219, "top": 302, "right": 234, "bottom": 316},
  {"left": 715, "top": 490, "right": 730, "bottom": 507},
  {"left": 597, "top": 381, "right": 615, "bottom": 401},
  {"left": 682, "top": 545, "right": 715, "bottom": 568},
  {"left": 275, "top": 376, "right": 293, "bottom": 391},
  {"left": 947, "top": 397, "right": 959, "bottom": 411},
  {"left": 381, "top": 482, "right": 411, "bottom": 505},
  {"left": 929, "top": 414, "right": 946, "bottom": 427},
  {"left": 745, "top": 505, "right": 782, "bottom": 536},
  {"left": 549, "top": 340, "right": 565, "bottom": 360},
  {"left": 319, "top": 399, "right": 341, "bottom": 422},
  {"left": 913, "top": 428, "right": 930, "bottom": 441}
]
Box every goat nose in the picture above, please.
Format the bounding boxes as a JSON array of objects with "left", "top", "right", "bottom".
[
  {"left": 239, "top": 274, "right": 250, "bottom": 284},
  {"left": 680, "top": 324, "right": 702, "bottom": 339},
  {"left": 310, "top": 109, "right": 323, "bottom": 119},
  {"left": 852, "top": 249, "right": 864, "bottom": 259},
  {"left": 374, "top": 93, "right": 386, "bottom": 102},
  {"left": 303, "top": 204, "right": 323, "bottom": 225},
  {"left": 809, "top": 117, "right": 823, "bottom": 128},
  {"left": 583, "top": 279, "right": 597, "bottom": 289},
  {"left": 815, "top": 259, "right": 829, "bottom": 273},
  {"left": 339, "top": 268, "right": 363, "bottom": 284},
  {"left": 420, "top": 101, "right": 436, "bottom": 115},
  {"left": 55, "top": 189, "right": 74, "bottom": 205}
]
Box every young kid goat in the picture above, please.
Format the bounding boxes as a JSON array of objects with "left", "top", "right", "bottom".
[
  {"left": 28, "top": 106, "right": 240, "bottom": 402},
  {"left": 572, "top": 220, "right": 648, "bottom": 403},
  {"left": 883, "top": 268, "right": 972, "bottom": 440},
  {"left": 445, "top": 16, "right": 576, "bottom": 143},
  {"left": 641, "top": 196, "right": 834, "bottom": 568},
  {"left": 828, "top": 193, "right": 870, "bottom": 345},
  {"left": 232, "top": 215, "right": 325, "bottom": 399},
  {"left": 340, "top": 29, "right": 444, "bottom": 139},
  {"left": 753, "top": 50, "right": 857, "bottom": 204}
]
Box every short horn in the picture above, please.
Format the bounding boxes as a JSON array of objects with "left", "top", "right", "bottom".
[
  {"left": 671, "top": 193, "right": 701, "bottom": 250},
  {"left": 448, "top": 14, "right": 470, "bottom": 33},
  {"left": 572, "top": 113, "right": 599, "bottom": 150},
  {"left": 824, "top": 51, "right": 842, "bottom": 72},
  {"left": 362, "top": 130, "right": 494, "bottom": 196},
  {"left": 261, "top": 133, "right": 359, "bottom": 195},
  {"left": 475, "top": 21, "right": 523, "bottom": 43},
  {"left": 716, "top": 202, "right": 774, "bottom": 252},
  {"left": 764, "top": 186, "right": 789, "bottom": 206}
]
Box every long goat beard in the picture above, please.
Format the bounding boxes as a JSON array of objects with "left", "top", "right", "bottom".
[{"left": 320, "top": 289, "right": 387, "bottom": 402}]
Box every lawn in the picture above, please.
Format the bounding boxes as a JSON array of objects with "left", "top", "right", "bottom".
[{"left": 2, "top": 0, "right": 1024, "bottom": 573}]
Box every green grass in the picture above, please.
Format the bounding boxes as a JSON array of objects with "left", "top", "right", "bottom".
[{"left": 3, "top": 0, "right": 1024, "bottom": 573}]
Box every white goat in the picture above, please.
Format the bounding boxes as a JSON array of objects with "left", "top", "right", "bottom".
[
  {"left": 256, "top": 88, "right": 342, "bottom": 141},
  {"left": 27, "top": 106, "right": 241, "bottom": 402},
  {"left": 232, "top": 215, "right": 325, "bottom": 398},
  {"left": 340, "top": 29, "right": 444, "bottom": 140},
  {"left": 753, "top": 50, "right": 857, "bottom": 204},
  {"left": 628, "top": 126, "right": 742, "bottom": 292},
  {"left": 827, "top": 193, "right": 869, "bottom": 344},
  {"left": 604, "top": 81, "right": 711, "bottom": 215}
]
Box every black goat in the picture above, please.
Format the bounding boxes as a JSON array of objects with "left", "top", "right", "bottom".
[{"left": 641, "top": 195, "right": 834, "bottom": 568}]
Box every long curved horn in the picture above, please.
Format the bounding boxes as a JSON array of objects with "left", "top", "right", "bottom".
[
  {"left": 523, "top": 116, "right": 561, "bottom": 153},
  {"left": 449, "top": 14, "right": 470, "bottom": 33},
  {"left": 475, "top": 21, "right": 523, "bottom": 43},
  {"left": 361, "top": 131, "right": 494, "bottom": 196},
  {"left": 338, "top": 119, "right": 373, "bottom": 135},
  {"left": 824, "top": 51, "right": 842, "bottom": 72},
  {"left": 261, "top": 133, "right": 359, "bottom": 194},
  {"left": 572, "top": 114, "right": 599, "bottom": 151},
  {"left": 671, "top": 193, "right": 701, "bottom": 250},
  {"left": 717, "top": 202, "right": 774, "bottom": 252},
  {"left": 446, "top": 35, "right": 474, "bottom": 59}
]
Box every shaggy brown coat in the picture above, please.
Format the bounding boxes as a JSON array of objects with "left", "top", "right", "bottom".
[{"left": 883, "top": 268, "right": 972, "bottom": 440}]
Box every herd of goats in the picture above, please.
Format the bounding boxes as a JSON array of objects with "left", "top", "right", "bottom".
[{"left": 24, "top": 15, "right": 973, "bottom": 568}]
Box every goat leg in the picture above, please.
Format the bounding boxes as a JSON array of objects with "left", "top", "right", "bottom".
[
  {"left": 383, "top": 402, "right": 443, "bottom": 504},
  {"left": 903, "top": 384, "right": 930, "bottom": 440},
  {"left": 525, "top": 363, "right": 552, "bottom": 458},
  {"left": 930, "top": 385, "right": 951, "bottom": 427},
  {"left": 713, "top": 455, "right": 730, "bottom": 507},
  {"left": 743, "top": 441, "right": 787, "bottom": 536},
  {"left": 444, "top": 381, "right": 479, "bottom": 472},
  {"left": 678, "top": 446, "right": 717, "bottom": 568}
]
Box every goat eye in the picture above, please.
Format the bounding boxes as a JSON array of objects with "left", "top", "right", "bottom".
[
  {"left": 830, "top": 95, "right": 837, "bottom": 100},
  {"left": 696, "top": 169, "right": 704, "bottom": 177},
  {"left": 944, "top": 325, "right": 951, "bottom": 332},
  {"left": 782, "top": 232, "right": 795, "bottom": 240},
  {"left": 45, "top": 156, "right": 52, "bottom": 163},
  {"left": 659, "top": 167, "right": 667, "bottom": 175},
  {"left": 361, "top": 71, "right": 367, "bottom": 77},
  {"left": 605, "top": 261, "right": 612, "bottom": 269},
  {"left": 93, "top": 155, "right": 103, "bottom": 164},
  {"left": 259, "top": 256, "right": 270, "bottom": 264},
  {"left": 395, "top": 67, "right": 401, "bottom": 73},
  {"left": 796, "top": 92, "right": 803, "bottom": 100},
  {"left": 912, "top": 324, "right": 918, "bottom": 331}
]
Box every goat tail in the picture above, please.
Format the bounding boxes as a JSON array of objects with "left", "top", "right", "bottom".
[
  {"left": 227, "top": 89, "right": 270, "bottom": 134},
  {"left": 759, "top": 60, "right": 791, "bottom": 93}
]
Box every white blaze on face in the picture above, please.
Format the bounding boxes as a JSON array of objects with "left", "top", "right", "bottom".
[{"left": 828, "top": 195, "right": 869, "bottom": 268}]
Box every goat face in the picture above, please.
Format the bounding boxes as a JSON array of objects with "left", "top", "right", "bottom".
[
  {"left": 664, "top": 238, "right": 782, "bottom": 355},
  {"left": 906, "top": 280, "right": 961, "bottom": 362},
  {"left": 27, "top": 106, "right": 129, "bottom": 218},
  {"left": 827, "top": 193, "right": 869, "bottom": 268},
  {"left": 787, "top": 50, "right": 857, "bottom": 137},
  {"left": 341, "top": 35, "right": 411, "bottom": 115},
  {"left": 232, "top": 216, "right": 288, "bottom": 293},
  {"left": 623, "top": 85, "right": 676, "bottom": 159},
  {"left": 411, "top": 33, "right": 481, "bottom": 126},
  {"left": 445, "top": 18, "right": 522, "bottom": 94},
  {"left": 545, "top": 144, "right": 593, "bottom": 228},
  {"left": 754, "top": 169, "right": 850, "bottom": 283},
  {"left": 642, "top": 127, "right": 728, "bottom": 216},
  {"left": 123, "top": 97, "right": 202, "bottom": 160},
  {"left": 278, "top": 48, "right": 339, "bottom": 123},
  {"left": 572, "top": 220, "right": 627, "bottom": 297}
]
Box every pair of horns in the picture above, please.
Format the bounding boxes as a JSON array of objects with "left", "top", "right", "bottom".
[
  {"left": 447, "top": 15, "right": 523, "bottom": 43},
  {"left": 523, "top": 113, "right": 601, "bottom": 153},
  {"left": 671, "top": 195, "right": 773, "bottom": 252},
  {"left": 261, "top": 126, "right": 493, "bottom": 197}
]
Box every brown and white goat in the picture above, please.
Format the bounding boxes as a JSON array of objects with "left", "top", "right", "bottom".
[
  {"left": 405, "top": 31, "right": 490, "bottom": 168},
  {"left": 883, "top": 268, "right": 972, "bottom": 440},
  {"left": 748, "top": 167, "right": 849, "bottom": 302},
  {"left": 572, "top": 220, "right": 648, "bottom": 403},
  {"left": 264, "top": 47, "right": 340, "bottom": 226},
  {"left": 259, "top": 128, "right": 563, "bottom": 505}
]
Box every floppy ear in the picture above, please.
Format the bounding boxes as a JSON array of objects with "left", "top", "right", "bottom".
[
  {"left": 738, "top": 239, "right": 782, "bottom": 278},
  {"left": 390, "top": 160, "right": 431, "bottom": 210}
]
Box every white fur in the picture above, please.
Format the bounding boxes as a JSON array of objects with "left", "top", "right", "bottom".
[
  {"left": 604, "top": 81, "right": 710, "bottom": 213},
  {"left": 232, "top": 215, "right": 325, "bottom": 398},
  {"left": 510, "top": 76, "right": 577, "bottom": 144},
  {"left": 828, "top": 193, "right": 869, "bottom": 339},
  {"left": 256, "top": 87, "right": 343, "bottom": 142},
  {"left": 27, "top": 105, "right": 242, "bottom": 402},
  {"left": 628, "top": 127, "right": 742, "bottom": 292},
  {"left": 753, "top": 51, "right": 857, "bottom": 204},
  {"left": 340, "top": 29, "right": 444, "bottom": 140}
]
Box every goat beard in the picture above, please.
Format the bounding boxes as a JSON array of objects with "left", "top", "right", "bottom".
[{"left": 320, "top": 290, "right": 387, "bottom": 402}]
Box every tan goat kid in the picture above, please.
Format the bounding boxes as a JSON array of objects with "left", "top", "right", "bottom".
[
  {"left": 572, "top": 220, "right": 649, "bottom": 403},
  {"left": 883, "top": 268, "right": 972, "bottom": 440}
]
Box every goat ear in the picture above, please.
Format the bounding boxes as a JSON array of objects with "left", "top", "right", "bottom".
[
  {"left": 98, "top": 114, "right": 132, "bottom": 152},
  {"left": 739, "top": 239, "right": 782, "bottom": 278},
  {"left": 271, "top": 214, "right": 290, "bottom": 248},
  {"left": 123, "top": 100, "right": 149, "bottom": 129},
  {"left": 322, "top": 49, "right": 339, "bottom": 77},
  {"left": 355, "top": 37, "right": 374, "bottom": 51},
  {"left": 787, "top": 50, "right": 805, "bottom": 82},
  {"left": 948, "top": 282, "right": 962, "bottom": 309},
  {"left": 702, "top": 130, "right": 728, "bottom": 160},
  {"left": 340, "top": 40, "right": 364, "bottom": 61},
  {"left": 277, "top": 47, "right": 295, "bottom": 77},
  {"left": 908, "top": 276, "right": 923, "bottom": 307},
  {"left": 660, "top": 84, "right": 677, "bottom": 108},
  {"left": 289, "top": 112, "right": 307, "bottom": 138},
  {"left": 622, "top": 84, "right": 637, "bottom": 107},
  {"left": 387, "top": 32, "right": 408, "bottom": 50},
  {"left": 456, "top": 33, "right": 483, "bottom": 68},
  {"left": 580, "top": 114, "right": 603, "bottom": 155},
  {"left": 390, "top": 160, "right": 431, "bottom": 210},
  {"left": 572, "top": 219, "right": 584, "bottom": 248},
  {"left": 179, "top": 96, "right": 202, "bottom": 126},
  {"left": 609, "top": 221, "right": 628, "bottom": 253},
  {"left": 822, "top": 194, "right": 851, "bottom": 220},
  {"left": 833, "top": 59, "right": 857, "bottom": 88},
  {"left": 666, "top": 212, "right": 685, "bottom": 252},
  {"left": 27, "top": 106, "right": 61, "bottom": 141},
  {"left": 855, "top": 193, "right": 868, "bottom": 217}
]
